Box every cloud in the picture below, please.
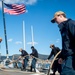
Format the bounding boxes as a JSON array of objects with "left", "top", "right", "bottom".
[
  {"left": 0, "top": 0, "right": 37, "bottom": 5},
  {"left": 25, "top": 0, "right": 37, "bottom": 5},
  {"left": 0, "top": 1, "right": 2, "bottom": 8},
  {"left": 27, "top": 42, "right": 38, "bottom": 45},
  {"left": 0, "top": 0, "right": 37, "bottom": 9},
  {"left": 49, "top": 39, "right": 60, "bottom": 44},
  {"left": 56, "top": 39, "right": 60, "bottom": 43},
  {"left": 15, "top": 41, "right": 22, "bottom": 45},
  {"left": 4, "top": 0, "right": 24, "bottom": 4},
  {"left": 8, "top": 39, "right": 13, "bottom": 42},
  {"left": 26, "top": 9, "right": 28, "bottom": 13}
]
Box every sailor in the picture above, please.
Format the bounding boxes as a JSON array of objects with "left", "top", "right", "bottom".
[
  {"left": 47, "top": 44, "right": 62, "bottom": 75},
  {"left": 30, "top": 46, "right": 38, "bottom": 72},
  {"left": 19, "top": 48, "right": 29, "bottom": 71},
  {"left": 51, "top": 11, "right": 75, "bottom": 75}
]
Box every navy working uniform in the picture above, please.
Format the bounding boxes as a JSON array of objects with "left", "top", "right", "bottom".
[
  {"left": 58, "top": 19, "right": 75, "bottom": 75},
  {"left": 47, "top": 46, "right": 61, "bottom": 75},
  {"left": 30, "top": 46, "right": 38, "bottom": 72},
  {"left": 20, "top": 49, "right": 29, "bottom": 71}
]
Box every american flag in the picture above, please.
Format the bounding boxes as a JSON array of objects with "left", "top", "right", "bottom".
[{"left": 4, "top": 3, "right": 26, "bottom": 15}]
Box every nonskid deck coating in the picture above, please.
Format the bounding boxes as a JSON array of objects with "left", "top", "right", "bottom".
[{"left": 0, "top": 68, "right": 46, "bottom": 75}]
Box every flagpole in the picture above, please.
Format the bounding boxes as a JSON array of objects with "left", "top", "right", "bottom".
[
  {"left": 2, "top": 0, "right": 9, "bottom": 58},
  {"left": 31, "top": 26, "right": 34, "bottom": 46},
  {"left": 22, "top": 21, "right": 26, "bottom": 50},
  {"left": 0, "top": 38, "right": 2, "bottom": 62}
]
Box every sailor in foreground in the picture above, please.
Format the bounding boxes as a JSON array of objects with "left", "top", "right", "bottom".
[
  {"left": 30, "top": 46, "right": 38, "bottom": 72},
  {"left": 47, "top": 44, "right": 61, "bottom": 75},
  {"left": 51, "top": 11, "right": 75, "bottom": 75},
  {"left": 19, "top": 48, "right": 29, "bottom": 71}
]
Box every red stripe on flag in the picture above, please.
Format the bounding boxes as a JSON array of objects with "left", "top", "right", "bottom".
[{"left": 4, "top": 4, "right": 26, "bottom": 15}]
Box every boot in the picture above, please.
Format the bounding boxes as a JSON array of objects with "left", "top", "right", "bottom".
[{"left": 30, "top": 66, "right": 32, "bottom": 72}]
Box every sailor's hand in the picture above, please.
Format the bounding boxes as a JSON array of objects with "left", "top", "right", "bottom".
[
  {"left": 58, "top": 58, "right": 63, "bottom": 64},
  {"left": 18, "top": 56, "right": 21, "bottom": 59},
  {"left": 30, "top": 55, "right": 34, "bottom": 58},
  {"left": 46, "top": 59, "right": 49, "bottom": 62}
]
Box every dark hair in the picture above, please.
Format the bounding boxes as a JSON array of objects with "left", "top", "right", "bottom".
[
  {"left": 50, "top": 44, "right": 55, "bottom": 48},
  {"left": 31, "top": 46, "right": 34, "bottom": 48}
]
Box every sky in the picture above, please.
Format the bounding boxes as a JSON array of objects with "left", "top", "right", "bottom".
[{"left": 0, "top": 0, "right": 75, "bottom": 56}]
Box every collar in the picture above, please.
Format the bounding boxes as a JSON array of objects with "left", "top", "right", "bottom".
[{"left": 58, "top": 19, "right": 71, "bottom": 31}]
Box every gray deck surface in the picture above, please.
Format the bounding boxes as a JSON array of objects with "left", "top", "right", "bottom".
[
  {"left": 0, "top": 68, "right": 46, "bottom": 75},
  {"left": 0, "top": 68, "right": 59, "bottom": 75}
]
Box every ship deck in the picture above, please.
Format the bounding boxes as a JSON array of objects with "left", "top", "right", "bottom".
[
  {"left": 0, "top": 68, "right": 46, "bottom": 75},
  {"left": 0, "top": 68, "right": 59, "bottom": 75}
]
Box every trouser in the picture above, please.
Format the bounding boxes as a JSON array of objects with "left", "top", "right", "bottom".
[
  {"left": 30, "top": 58, "right": 37, "bottom": 72},
  {"left": 52, "top": 59, "right": 62, "bottom": 74},
  {"left": 23, "top": 56, "right": 29, "bottom": 70},
  {"left": 61, "top": 55, "right": 75, "bottom": 75},
  {"left": 13, "top": 62, "right": 18, "bottom": 68}
]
